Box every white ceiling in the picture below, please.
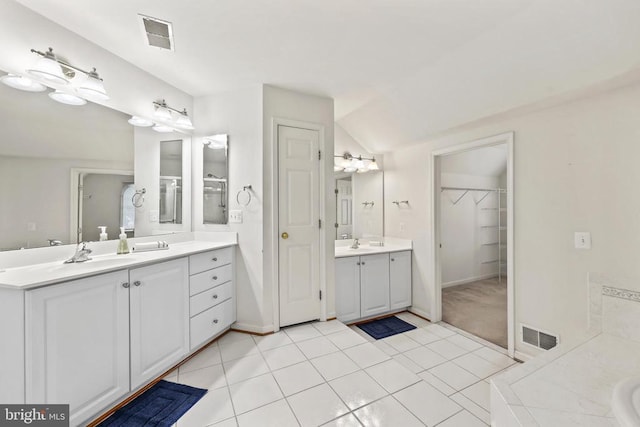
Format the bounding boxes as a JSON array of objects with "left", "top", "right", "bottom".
[
  {"left": 440, "top": 144, "right": 507, "bottom": 177},
  {"left": 12, "top": 0, "right": 640, "bottom": 152}
]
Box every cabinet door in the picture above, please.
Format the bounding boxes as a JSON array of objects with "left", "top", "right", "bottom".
[
  {"left": 130, "top": 258, "right": 189, "bottom": 389},
  {"left": 335, "top": 256, "right": 361, "bottom": 322},
  {"left": 390, "top": 251, "right": 412, "bottom": 309},
  {"left": 360, "top": 253, "right": 390, "bottom": 317},
  {"left": 26, "top": 271, "right": 130, "bottom": 426}
]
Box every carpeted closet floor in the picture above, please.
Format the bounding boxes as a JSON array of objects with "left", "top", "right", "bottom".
[{"left": 442, "top": 277, "right": 507, "bottom": 348}]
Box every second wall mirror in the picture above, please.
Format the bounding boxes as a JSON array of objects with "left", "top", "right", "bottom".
[{"left": 203, "top": 134, "right": 229, "bottom": 224}]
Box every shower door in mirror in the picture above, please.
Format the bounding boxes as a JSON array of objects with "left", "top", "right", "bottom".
[
  {"left": 203, "top": 135, "right": 229, "bottom": 224},
  {"left": 159, "top": 140, "right": 183, "bottom": 224}
]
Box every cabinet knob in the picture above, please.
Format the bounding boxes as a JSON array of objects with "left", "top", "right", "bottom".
[
  {"left": 212, "top": 276, "right": 218, "bottom": 281},
  {"left": 356, "top": 262, "right": 360, "bottom": 266},
  {"left": 212, "top": 257, "right": 218, "bottom": 262},
  {"left": 212, "top": 319, "right": 219, "bottom": 324},
  {"left": 133, "top": 281, "right": 141, "bottom": 287},
  {"left": 213, "top": 294, "right": 218, "bottom": 299},
  {"left": 361, "top": 261, "right": 365, "bottom": 265},
  {"left": 391, "top": 258, "right": 395, "bottom": 261},
  {"left": 122, "top": 282, "right": 130, "bottom": 288}
]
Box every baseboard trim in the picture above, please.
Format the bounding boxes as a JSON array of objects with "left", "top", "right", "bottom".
[
  {"left": 231, "top": 322, "right": 275, "bottom": 335},
  {"left": 442, "top": 274, "right": 499, "bottom": 288},
  {"left": 407, "top": 307, "right": 431, "bottom": 321},
  {"left": 514, "top": 350, "right": 534, "bottom": 363}
]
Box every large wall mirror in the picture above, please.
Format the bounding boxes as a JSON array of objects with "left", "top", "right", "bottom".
[
  {"left": 160, "top": 140, "right": 183, "bottom": 225},
  {"left": 203, "top": 134, "right": 229, "bottom": 225},
  {"left": 0, "top": 67, "right": 190, "bottom": 251},
  {"left": 334, "top": 171, "right": 384, "bottom": 240}
]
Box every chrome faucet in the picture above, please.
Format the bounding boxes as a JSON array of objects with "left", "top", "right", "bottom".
[
  {"left": 47, "top": 239, "right": 63, "bottom": 246},
  {"left": 351, "top": 238, "right": 360, "bottom": 249},
  {"left": 64, "top": 242, "right": 92, "bottom": 263}
]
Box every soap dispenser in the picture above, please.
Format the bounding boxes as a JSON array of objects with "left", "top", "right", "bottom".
[
  {"left": 117, "top": 227, "right": 129, "bottom": 255},
  {"left": 98, "top": 226, "right": 108, "bottom": 241}
]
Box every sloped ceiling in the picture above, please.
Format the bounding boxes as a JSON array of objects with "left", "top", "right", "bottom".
[{"left": 11, "top": 0, "right": 640, "bottom": 153}]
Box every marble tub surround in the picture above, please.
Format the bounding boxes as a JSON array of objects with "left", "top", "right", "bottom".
[
  {"left": 0, "top": 231, "right": 237, "bottom": 289},
  {"left": 334, "top": 237, "right": 412, "bottom": 258},
  {"left": 490, "top": 274, "right": 640, "bottom": 426}
]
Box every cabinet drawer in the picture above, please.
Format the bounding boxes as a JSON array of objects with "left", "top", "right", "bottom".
[
  {"left": 189, "top": 247, "right": 233, "bottom": 275},
  {"left": 190, "top": 264, "right": 233, "bottom": 296},
  {"left": 190, "top": 298, "right": 234, "bottom": 350},
  {"left": 190, "top": 281, "right": 233, "bottom": 317}
]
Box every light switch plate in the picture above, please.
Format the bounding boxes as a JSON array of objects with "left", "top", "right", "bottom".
[
  {"left": 574, "top": 231, "right": 591, "bottom": 249},
  {"left": 149, "top": 210, "right": 159, "bottom": 222},
  {"left": 229, "top": 210, "right": 243, "bottom": 224}
]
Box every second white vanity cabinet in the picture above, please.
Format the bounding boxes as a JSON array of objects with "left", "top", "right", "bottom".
[{"left": 389, "top": 251, "right": 412, "bottom": 310}]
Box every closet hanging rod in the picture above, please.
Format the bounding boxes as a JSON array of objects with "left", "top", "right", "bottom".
[{"left": 441, "top": 186, "right": 506, "bottom": 192}]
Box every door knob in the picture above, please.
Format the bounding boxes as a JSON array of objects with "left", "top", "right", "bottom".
[{"left": 281, "top": 232, "right": 289, "bottom": 239}]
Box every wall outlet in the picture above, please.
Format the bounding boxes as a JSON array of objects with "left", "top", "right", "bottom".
[
  {"left": 149, "top": 210, "right": 159, "bottom": 222},
  {"left": 574, "top": 231, "right": 591, "bottom": 249},
  {"left": 229, "top": 210, "right": 243, "bottom": 224}
]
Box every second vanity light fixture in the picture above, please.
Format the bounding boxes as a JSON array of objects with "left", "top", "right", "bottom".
[
  {"left": 0, "top": 47, "right": 109, "bottom": 105},
  {"left": 334, "top": 152, "right": 380, "bottom": 173},
  {"left": 128, "top": 99, "right": 194, "bottom": 133}
]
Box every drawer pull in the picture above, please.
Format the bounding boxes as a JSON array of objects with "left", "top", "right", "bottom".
[
  {"left": 133, "top": 281, "right": 141, "bottom": 287},
  {"left": 361, "top": 261, "right": 366, "bottom": 265},
  {"left": 391, "top": 258, "right": 395, "bottom": 261},
  {"left": 212, "top": 257, "right": 218, "bottom": 262},
  {"left": 212, "top": 319, "right": 219, "bottom": 324},
  {"left": 212, "top": 276, "right": 218, "bottom": 280},
  {"left": 122, "top": 282, "right": 130, "bottom": 288},
  {"left": 213, "top": 294, "right": 218, "bottom": 299}
]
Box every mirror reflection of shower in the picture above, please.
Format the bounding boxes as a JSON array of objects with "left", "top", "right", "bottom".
[{"left": 203, "top": 134, "right": 229, "bottom": 224}]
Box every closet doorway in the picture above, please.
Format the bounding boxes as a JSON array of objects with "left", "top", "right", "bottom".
[{"left": 431, "top": 132, "right": 514, "bottom": 356}]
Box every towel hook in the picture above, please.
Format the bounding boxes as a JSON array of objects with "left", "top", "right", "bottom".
[
  {"left": 392, "top": 200, "right": 409, "bottom": 206},
  {"left": 236, "top": 185, "right": 253, "bottom": 207},
  {"left": 132, "top": 188, "right": 146, "bottom": 208}
]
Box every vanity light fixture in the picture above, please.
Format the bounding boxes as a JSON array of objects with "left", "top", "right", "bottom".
[
  {"left": 48, "top": 89, "right": 87, "bottom": 106},
  {"left": 27, "top": 48, "right": 68, "bottom": 85},
  {"left": 0, "top": 74, "right": 46, "bottom": 92},
  {"left": 152, "top": 123, "right": 175, "bottom": 133},
  {"left": 334, "top": 152, "right": 381, "bottom": 173},
  {"left": 128, "top": 116, "right": 153, "bottom": 127}
]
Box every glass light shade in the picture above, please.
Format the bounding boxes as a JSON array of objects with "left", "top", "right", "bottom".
[
  {"left": 356, "top": 168, "right": 369, "bottom": 173},
  {"left": 368, "top": 158, "right": 380, "bottom": 170},
  {"left": 27, "top": 56, "right": 67, "bottom": 85},
  {"left": 153, "top": 105, "right": 172, "bottom": 121},
  {"left": 352, "top": 158, "right": 365, "bottom": 169},
  {"left": 333, "top": 164, "right": 344, "bottom": 172},
  {"left": 343, "top": 166, "right": 357, "bottom": 173},
  {"left": 175, "top": 113, "right": 194, "bottom": 130},
  {"left": 128, "top": 116, "right": 153, "bottom": 127},
  {"left": 76, "top": 73, "right": 109, "bottom": 100},
  {"left": 152, "top": 124, "right": 174, "bottom": 133},
  {"left": 48, "top": 90, "right": 86, "bottom": 106},
  {"left": 0, "top": 74, "right": 46, "bottom": 92}
]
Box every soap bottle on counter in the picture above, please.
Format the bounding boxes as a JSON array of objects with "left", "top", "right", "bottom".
[
  {"left": 98, "top": 226, "right": 108, "bottom": 241},
  {"left": 117, "top": 227, "right": 129, "bottom": 255}
]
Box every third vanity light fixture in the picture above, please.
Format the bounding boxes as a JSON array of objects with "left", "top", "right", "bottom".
[
  {"left": 0, "top": 47, "right": 109, "bottom": 105},
  {"left": 334, "top": 152, "right": 380, "bottom": 173},
  {"left": 128, "top": 99, "right": 194, "bottom": 133}
]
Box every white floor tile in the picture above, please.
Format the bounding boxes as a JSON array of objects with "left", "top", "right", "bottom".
[
  {"left": 229, "top": 373, "right": 283, "bottom": 415},
  {"left": 164, "top": 371, "right": 178, "bottom": 382},
  {"left": 262, "top": 344, "right": 306, "bottom": 371},
  {"left": 343, "top": 342, "right": 390, "bottom": 368},
  {"left": 446, "top": 334, "right": 484, "bottom": 352},
  {"left": 393, "top": 381, "right": 462, "bottom": 426},
  {"left": 382, "top": 334, "right": 421, "bottom": 352},
  {"left": 210, "top": 417, "right": 238, "bottom": 427},
  {"left": 220, "top": 338, "right": 260, "bottom": 362},
  {"left": 365, "top": 359, "right": 420, "bottom": 393},
  {"left": 284, "top": 323, "right": 322, "bottom": 342},
  {"left": 417, "top": 371, "right": 456, "bottom": 396},
  {"left": 426, "top": 339, "right": 468, "bottom": 359},
  {"left": 450, "top": 392, "right": 491, "bottom": 425},
  {"left": 223, "top": 354, "right": 270, "bottom": 385},
  {"left": 452, "top": 353, "right": 505, "bottom": 379},
  {"left": 353, "top": 396, "right": 422, "bottom": 427},
  {"left": 176, "top": 387, "right": 234, "bottom": 427},
  {"left": 218, "top": 331, "right": 254, "bottom": 345},
  {"left": 395, "top": 312, "right": 432, "bottom": 327},
  {"left": 404, "top": 327, "right": 442, "bottom": 345},
  {"left": 253, "top": 332, "right": 293, "bottom": 352},
  {"left": 272, "top": 361, "right": 325, "bottom": 396},
  {"left": 404, "top": 345, "right": 447, "bottom": 370},
  {"left": 429, "top": 361, "right": 481, "bottom": 391},
  {"left": 326, "top": 329, "right": 367, "bottom": 349},
  {"left": 311, "top": 351, "right": 359, "bottom": 381},
  {"left": 461, "top": 381, "right": 490, "bottom": 410},
  {"left": 321, "top": 413, "right": 362, "bottom": 427},
  {"left": 313, "top": 320, "right": 349, "bottom": 335},
  {"left": 236, "top": 399, "right": 299, "bottom": 427},
  {"left": 178, "top": 364, "right": 227, "bottom": 390},
  {"left": 391, "top": 353, "right": 423, "bottom": 373},
  {"left": 372, "top": 340, "right": 399, "bottom": 356},
  {"left": 472, "top": 347, "right": 516, "bottom": 370},
  {"left": 287, "top": 383, "right": 349, "bottom": 427},
  {"left": 437, "top": 410, "right": 487, "bottom": 427},
  {"left": 350, "top": 326, "right": 376, "bottom": 342},
  {"left": 296, "top": 335, "right": 340, "bottom": 359},
  {"left": 180, "top": 343, "right": 222, "bottom": 375},
  {"left": 423, "top": 323, "right": 456, "bottom": 338},
  {"left": 329, "top": 370, "right": 387, "bottom": 410}
]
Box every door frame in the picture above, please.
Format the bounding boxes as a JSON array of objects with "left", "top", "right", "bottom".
[
  {"left": 430, "top": 131, "right": 515, "bottom": 357},
  {"left": 270, "top": 118, "right": 327, "bottom": 332}
]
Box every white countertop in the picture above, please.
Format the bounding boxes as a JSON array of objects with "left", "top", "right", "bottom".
[
  {"left": 334, "top": 237, "right": 412, "bottom": 258},
  {"left": 0, "top": 238, "right": 236, "bottom": 290}
]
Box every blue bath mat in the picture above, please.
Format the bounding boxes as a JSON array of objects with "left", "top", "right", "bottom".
[
  {"left": 101, "top": 380, "right": 207, "bottom": 426},
  {"left": 357, "top": 315, "right": 417, "bottom": 339}
]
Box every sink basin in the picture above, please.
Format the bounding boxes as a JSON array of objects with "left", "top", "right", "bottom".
[{"left": 612, "top": 376, "right": 640, "bottom": 427}]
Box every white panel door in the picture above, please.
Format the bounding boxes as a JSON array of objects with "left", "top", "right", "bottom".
[
  {"left": 335, "top": 256, "right": 361, "bottom": 322},
  {"left": 390, "top": 250, "right": 412, "bottom": 309},
  {"left": 278, "top": 125, "right": 321, "bottom": 327},
  {"left": 130, "top": 258, "right": 189, "bottom": 389},
  {"left": 360, "top": 253, "right": 390, "bottom": 317},
  {"left": 26, "top": 271, "right": 130, "bottom": 426}
]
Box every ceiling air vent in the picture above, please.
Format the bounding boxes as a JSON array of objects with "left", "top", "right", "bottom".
[
  {"left": 139, "top": 14, "right": 174, "bottom": 51},
  {"left": 521, "top": 324, "right": 559, "bottom": 350}
]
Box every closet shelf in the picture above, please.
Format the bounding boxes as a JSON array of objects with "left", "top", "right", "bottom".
[
  {"left": 482, "top": 242, "right": 499, "bottom": 246},
  {"left": 482, "top": 260, "right": 499, "bottom": 264},
  {"left": 480, "top": 226, "right": 507, "bottom": 230}
]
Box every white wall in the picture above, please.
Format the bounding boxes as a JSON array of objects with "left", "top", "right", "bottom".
[
  {"left": 82, "top": 173, "right": 134, "bottom": 242},
  {"left": 384, "top": 80, "right": 640, "bottom": 356},
  {"left": 352, "top": 172, "right": 384, "bottom": 239}
]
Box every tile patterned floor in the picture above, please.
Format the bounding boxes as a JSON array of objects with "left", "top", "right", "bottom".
[{"left": 167, "top": 313, "right": 518, "bottom": 427}]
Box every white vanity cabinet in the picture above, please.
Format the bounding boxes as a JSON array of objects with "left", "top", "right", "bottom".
[
  {"left": 129, "top": 258, "right": 189, "bottom": 389},
  {"left": 26, "top": 270, "right": 131, "bottom": 426},
  {"left": 336, "top": 250, "right": 412, "bottom": 322}
]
